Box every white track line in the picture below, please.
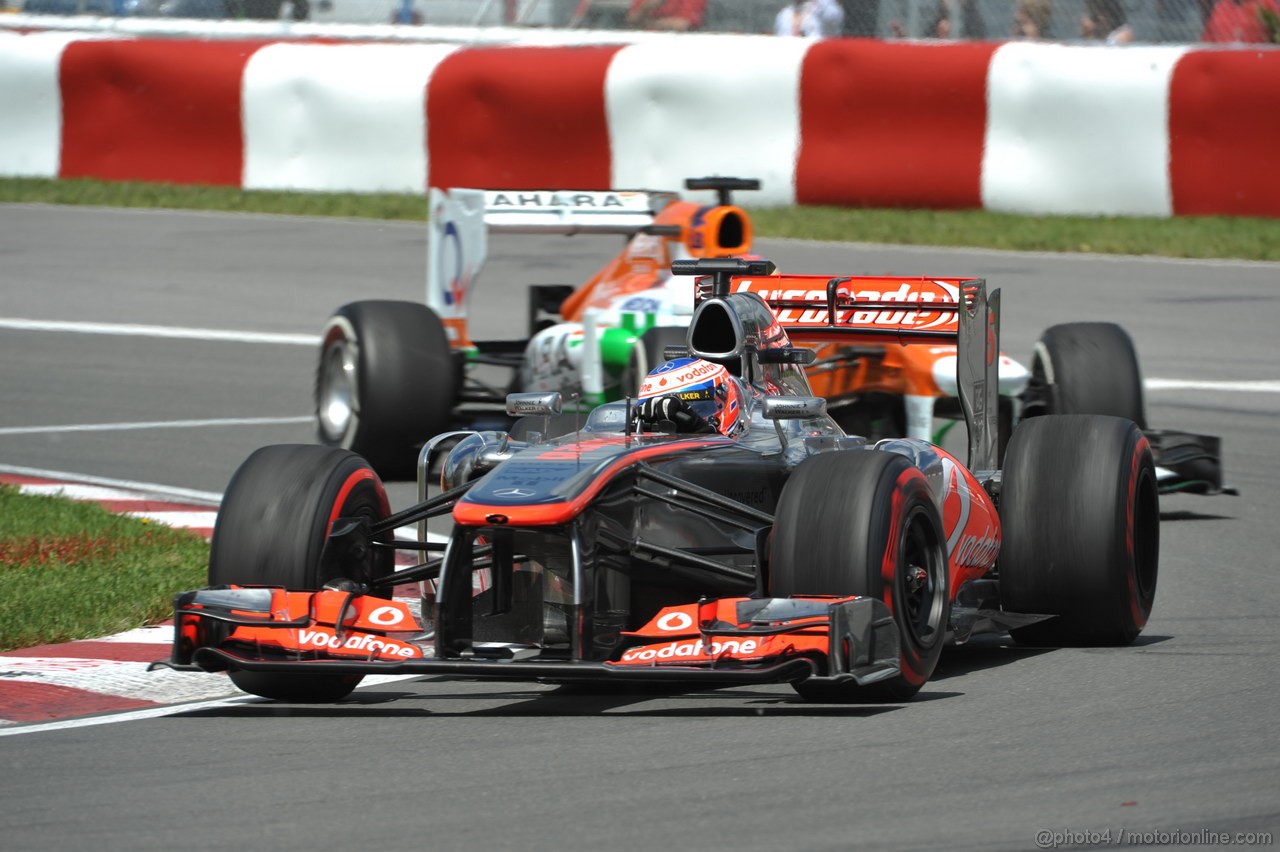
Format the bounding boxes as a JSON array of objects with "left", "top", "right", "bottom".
[
  {"left": 17, "top": 483, "right": 169, "bottom": 501},
  {"left": 125, "top": 510, "right": 220, "bottom": 528},
  {"left": 1, "top": 466, "right": 447, "bottom": 542},
  {"left": 0, "top": 695, "right": 262, "bottom": 737},
  {"left": 0, "top": 673, "right": 422, "bottom": 738},
  {"left": 0, "top": 465, "right": 224, "bottom": 505},
  {"left": 0, "top": 416, "right": 312, "bottom": 436},
  {"left": 4, "top": 316, "right": 1278, "bottom": 395},
  {"left": 2, "top": 377, "right": 1275, "bottom": 441},
  {"left": 0, "top": 317, "right": 318, "bottom": 345},
  {"left": 1145, "top": 378, "right": 1280, "bottom": 393}
]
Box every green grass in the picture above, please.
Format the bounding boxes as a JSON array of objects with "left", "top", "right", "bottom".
[
  {"left": 0, "top": 484, "right": 209, "bottom": 651},
  {"left": 747, "top": 206, "right": 1280, "bottom": 261},
  {"left": 3, "top": 177, "right": 1279, "bottom": 261}
]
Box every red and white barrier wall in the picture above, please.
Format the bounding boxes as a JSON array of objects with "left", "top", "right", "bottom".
[{"left": 2, "top": 29, "right": 1278, "bottom": 217}]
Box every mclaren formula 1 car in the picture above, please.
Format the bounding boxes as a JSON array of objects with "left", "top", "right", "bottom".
[
  {"left": 158, "top": 257, "right": 1161, "bottom": 705},
  {"left": 313, "top": 178, "right": 1227, "bottom": 495}
]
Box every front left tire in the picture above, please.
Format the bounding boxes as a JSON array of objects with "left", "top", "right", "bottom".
[
  {"left": 770, "top": 451, "right": 949, "bottom": 702},
  {"left": 209, "top": 444, "right": 394, "bottom": 702}
]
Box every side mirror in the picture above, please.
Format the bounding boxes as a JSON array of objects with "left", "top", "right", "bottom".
[
  {"left": 762, "top": 396, "right": 827, "bottom": 420},
  {"left": 756, "top": 347, "right": 817, "bottom": 365},
  {"left": 506, "top": 392, "right": 562, "bottom": 417}
]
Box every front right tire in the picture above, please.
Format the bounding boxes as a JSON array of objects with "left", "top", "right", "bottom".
[{"left": 998, "top": 415, "right": 1159, "bottom": 646}]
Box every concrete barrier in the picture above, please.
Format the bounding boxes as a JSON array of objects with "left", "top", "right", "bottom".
[{"left": 1, "top": 28, "right": 1277, "bottom": 217}]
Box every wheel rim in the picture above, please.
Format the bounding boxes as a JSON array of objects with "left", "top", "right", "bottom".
[
  {"left": 318, "top": 339, "right": 357, "bottom": 443},
  {"left": 899, "top": 508, "right": 946, "bottom": 648}
]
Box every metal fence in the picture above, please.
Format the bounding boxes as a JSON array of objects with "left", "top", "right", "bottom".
[
  {"left": 349, "top": 0, "right": 1251, "bottom": 42},
  {"left": 570, "top": 0, "right": 1246, "bottom": 42},
  {"left": 2, "top": 0, "right": 1269, "bottom": 44}
]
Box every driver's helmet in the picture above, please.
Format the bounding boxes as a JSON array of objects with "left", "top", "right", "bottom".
[{"left": 637, "top": 357, "right": 743, "bottom": 437}]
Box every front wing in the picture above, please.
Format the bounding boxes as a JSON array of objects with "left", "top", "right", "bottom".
[
  {"left": 152, "top": 587, "right": 901, "bottom": 689},
  {"left": 1148, "top": 429, "right": 1236, "bottom": 495}
]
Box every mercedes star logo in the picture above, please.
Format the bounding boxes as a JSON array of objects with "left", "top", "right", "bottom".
[{"left": 494, "top": 487, "right": 536, "bottom": 498}]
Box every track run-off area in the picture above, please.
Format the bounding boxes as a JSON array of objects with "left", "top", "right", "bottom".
[{"left": 1, "top": 204, "right": 1277, "bottom": 851}]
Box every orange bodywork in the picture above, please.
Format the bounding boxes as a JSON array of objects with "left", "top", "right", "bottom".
[
  {"left": 805, "top": 341, "right": 946, "bottom": 399},
  {"left": 559, "top": 201, "right": 754, "bottom": 322}
]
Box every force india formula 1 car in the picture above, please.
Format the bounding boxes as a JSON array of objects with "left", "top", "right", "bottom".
[
  {"left": 315, "top": 177, "right": 756, "bottom": 475},
  {"left": 158, "top": 257, "right": 1162, "bottom": 704},
  {"left": 314, "top": 179, "right": 1228, "bottom": 495}
]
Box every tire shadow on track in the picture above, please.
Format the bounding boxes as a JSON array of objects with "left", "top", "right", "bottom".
[
  {"left": 1160, "top": 509, "right": 1235, "bottom": 522},
  {"left": 929, "top": 638, "right": 1052, "bottom": 683},
  {"left": 930, "top": 630, "right": 1173, "bottom": 685},
  {"left": 163, "top": 684, "right": 928, "bottom": 719}
]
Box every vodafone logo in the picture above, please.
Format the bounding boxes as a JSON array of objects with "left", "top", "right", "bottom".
[
  {"left": 296, "top": 628, "right": 418, "bottom": 658},
  {"left": 671, "top": 362, "right": 717, "bottom": 384},
  {"left": 620, "top": 638, "right": 760, "bottom": 663},
  {"left": 641, "top": 361, "right": 719, "bottom": 396},
  {"left": 655, "top": 611, "right": 694, "bottom": 632},
  {"left": 366, "top": 606, "right": 406, "bottom": 627},
  {"left": 953, "top": 529, "right": 1000, "bottom": 567}
]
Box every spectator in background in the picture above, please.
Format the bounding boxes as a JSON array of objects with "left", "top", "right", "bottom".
[
  {"left": 774, "top": 0, "right": 845, "bottom": 36},
  {"left": 838, "top": 0, "right": 878, "bottom": 35},
  {"left": 929, "top": 0, "right": 987, "bottom": 38},
  {"left": 1013, "top": 0, "right": 1052, "bottom": 37},
  {"left": 626, "top": 0, "right": 706, "bottom": 31},
  {"left": 1200, "top": 0, "right": 1280, "bottom": 41},
  {"left": 1081, "top": 0, "right": 1134, "bottom": 42}
]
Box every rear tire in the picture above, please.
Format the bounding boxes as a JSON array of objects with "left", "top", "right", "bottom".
[
  {"left": 999, "top": 415, "right": 1159, "bottom": 646},
  {"left": 1024, "top": 322, "right": 1146, "bottom": 428},
  {"left": 771, "top": 452, "right": 948, "bottom": 702},
  {"left": 209, "top": 444, "right": 394, "bottom": 702},
  {"left": 316, "top": 300, "right": 457, "bottom": 479}
]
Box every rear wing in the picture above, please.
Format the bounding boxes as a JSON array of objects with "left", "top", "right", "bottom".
[
  {"left": 677, "top": 261, "right": 1001, "bottom": 472},
  {"left": 427, "top": 187, "right": 679, "bottom": 345},
  {"left": 457, "top": 189, "right": 680, "bottom": 235}
]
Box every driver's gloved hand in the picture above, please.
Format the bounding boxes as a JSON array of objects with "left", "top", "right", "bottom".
[{"left": 638, "top": 396, "right": 715, "bottom": 434}]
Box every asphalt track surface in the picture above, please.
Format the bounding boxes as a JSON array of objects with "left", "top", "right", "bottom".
[{"left": 1, "top": 204, "right": 1278, "bottom": 851}]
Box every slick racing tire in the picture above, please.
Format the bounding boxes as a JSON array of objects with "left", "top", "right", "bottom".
[
  {"left": 1025, "top": 322, "right": 1146, "bottom": 428},
  {"left": 620, "top": 325, "right": 689, "bottom": 397},
  {"left": 999, "top": 415, "right": 1159, "bottom": 646},
  {"left": 771, "top": 451, "right": 948, "bottom": 702},
  {"left": 209, "top": 444, "right": 394, "bottom": 702},
  {"left": 316, "top": 300, "right": 457, "bottom": 480}
]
